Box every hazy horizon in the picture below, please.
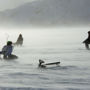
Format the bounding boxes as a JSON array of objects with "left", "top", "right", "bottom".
[{"left": 0, "top": 0, "right": 90, "bottom": 28}]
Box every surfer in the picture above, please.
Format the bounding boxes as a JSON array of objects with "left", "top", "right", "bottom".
[
  {"left": 38, "top": 59, "right": 60, "bottom": 68},
  {"left": 38, "top": 59, "right": 46, "bottom": 68},
  {"left": 15, "top": 34, "right": 23, "bottom": 46},
  {"left": 83, "top": 31, "right": 90, "bottom": 49},
  {"left": 0, "top": 41, "right": 18, "bottom": 60}
]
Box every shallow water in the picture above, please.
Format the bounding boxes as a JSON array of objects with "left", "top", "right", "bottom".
[{"left": 0, "top": 27, "right": 90, "bottom": 90}]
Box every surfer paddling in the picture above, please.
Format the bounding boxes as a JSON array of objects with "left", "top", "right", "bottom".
[
  {"left": 39, "top": 59, "right": 60, "bottom": 68},
  {"left": 0, "top": 41, "right": 18, "bottom": 60}
]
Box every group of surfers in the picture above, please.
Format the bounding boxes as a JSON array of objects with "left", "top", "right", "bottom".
[
  {"left": 0, "top": 31, "right": 90, "bottom": 60},
  {"left": 0, "top": 34, "right": 23, "bottom": 60}
]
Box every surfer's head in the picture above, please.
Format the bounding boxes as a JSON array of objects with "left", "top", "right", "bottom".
[
  {"left": 7, "top": 41, "right": 12, "bottom": 45},
  {"left": 88, "top": 31, "right": 90, "bottom": 34},
  {"left": 39, "top": 59, "right": 45, "bottom": 64}
]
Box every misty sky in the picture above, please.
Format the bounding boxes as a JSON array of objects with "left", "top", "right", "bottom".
[{"left": 0, "top": 0, "right": 36, "bottom": 11}]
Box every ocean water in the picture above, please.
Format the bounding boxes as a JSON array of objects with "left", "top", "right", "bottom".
[{"left": 0, "top": 27, "right": 90, "bottom": 90}]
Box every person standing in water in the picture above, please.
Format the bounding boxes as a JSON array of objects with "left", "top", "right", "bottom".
[
  {"left": 83, "top": 31, "right": 90, "bottom": 49},
  {"left": 15, "top": 34, "right": 23, "bottom": 46},
  {"left": 1, "top": 41, "right": 18, "bottom": 59}
]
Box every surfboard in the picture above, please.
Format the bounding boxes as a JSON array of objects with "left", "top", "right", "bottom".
[
  {"left": 39, "top": 59, "right": 60, "bottom": 67},
  {"left": 45, "top": 62, "right": 60, "bottom": 65}
]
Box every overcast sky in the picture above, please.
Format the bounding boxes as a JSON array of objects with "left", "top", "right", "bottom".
[{"left": 0, "top": 0, "right": 36, "bottom": 11}]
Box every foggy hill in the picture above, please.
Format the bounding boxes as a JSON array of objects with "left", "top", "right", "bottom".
[{"left": 0, "top": 0, "right": 90, "bottom": 27}]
